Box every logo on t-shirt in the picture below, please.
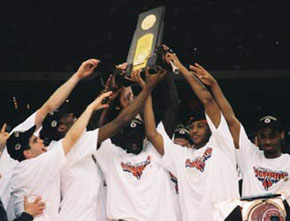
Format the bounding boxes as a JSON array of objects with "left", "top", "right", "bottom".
[
  {"left": 185, "top": 148, "right": 212, "bottom": 172},
  {"left": 169, "top": 172, "right": 179, "bottom": 194},
  {"left": 121, "top": 156, "right": 151, "bottom": 180},
  {"left": 253, "top": 166, "right": 288, "bottom": 190}
]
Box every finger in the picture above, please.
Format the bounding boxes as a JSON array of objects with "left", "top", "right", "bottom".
[
  {"left": 100, "top": 104, "right": 110, "bottom": 109},
  {"left": 89, "top": 59, "right": 100, "bottom": 64},
  {"left": 194, "top": 63, "right": 206, "bottom": 71},
  {"left": 120, "top": 63, "right": 127, "bottom": 69},
  {"left": 101, "top": 91, "right": 113, "bottom": 99},
  {"left": 105, "top": 75, "right": 112, "bottom": 89},
  {"left": 130, "top": 70, "right": 136, "bottom": 80},
  {"left": 86, "top": 60, "right": 98, "bottom": 66},
  {"left": 160, "top": 70, "right": 168, "bottom": 78},
  {"left": 162, "top": 44, "right": 170, "bottom": 51},
  {"left": 38, "top": 201, "right": 45, "bottom": 207},
  {"left": 189, "top": 65, "right": 202, "bottom": 74},
  {"left": 33, "top": 196, "right": 42, "bottom": 203},
  {"left": 191, "top": 71, "right": 203, "bottom": 80},
  {"left": 1, "top": 123, "right": 7, "bottom": 133},
  {"left": 136, "top": 71, "right": 142, "bottom": 80}
]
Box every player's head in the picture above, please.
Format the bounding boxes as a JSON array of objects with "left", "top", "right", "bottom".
[
  {"left": 255, "top": 115, "right": 285, "bottom": 157},
  {"left": 173, "top": 124, "right": 193, "bottom": 148},
  {"left": 40, "top": 109, "right": 77, "bottom": 145},
  {"left": 111, "top": 118, "right": 145, "bottom": 155},
  {"left": 57, "top": 113, "right": 77, "bottom": 135},
  {"left": 7, "top": 126, "right": 47, "bottom": 161},
  {"left": 187, "top": 113, "right": 211, "bottom": 149}
]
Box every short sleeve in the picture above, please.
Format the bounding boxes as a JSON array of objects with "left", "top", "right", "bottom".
[
  {"left": 65, "top": 129, "right": 99, "bottom": 167},
  {"left": 95, "top": 139, "right": 114, "bottom": 175},
  {"left": 235, "top": 124, "right": 259, "bottom": 173},
  {"left": 10, "top": 112, "right": 37, "bottom": 135},
  {"left": 32, "top": 141, "right": 67, "bottom": 177},
  {"left": 10, "top": 142, "right": 67, "bottom": 216},
  {"left": 157, "top": 123, "right": 182, "bottom": 175},
  {"left": 205, "top": 112, "right": 236, "bottom": 161}
]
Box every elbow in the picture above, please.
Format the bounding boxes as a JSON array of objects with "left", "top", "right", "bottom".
[
  {"left": 42, "top": 102, "right": 53, "bottom": 113},
  {"left": 146, "top": 130, "right": 157, "bottom": 142},
  {"left": 201, "top": 96, "right": 215, "bottom": 106}
]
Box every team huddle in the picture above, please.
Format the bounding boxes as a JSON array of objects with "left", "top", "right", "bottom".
[{"left": 0, "top": 46, "right": 289, "bottom": 221}]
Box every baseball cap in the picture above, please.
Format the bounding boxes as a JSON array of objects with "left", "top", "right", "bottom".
[
  {"left": 186, "top": 111, "right": 207, "bottom": 126},
  {"left": 39, "top": 110, "right": 65, "bottom": 145},
  {"left": 256, "top": 115, "right": 284, "bottom": 132},
  {"left": 174, "top": 124, "right": 192, "bottom": 143},
  {"left": 6, "top": 125, "right": 36, "bottom": 162}
]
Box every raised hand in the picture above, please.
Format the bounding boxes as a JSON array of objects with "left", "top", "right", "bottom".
[
  {"left": 76, "top": 59, "right": 100, "bottom": 79},
  {"left": 115, "top": 62, "right": 128, "bottom": 73},
  {"left": 189, "top": 63, "right": 216, "bottom": 86},
  {"left": 89, "top": 91, "right": 113, "bottom": 111},
  {"left": 165, "top": 53, "right": 182, "bottom": 68},
  {"left": 145, "top": 66, "right": 168, "bottom": 88},
  {"left": 24, "top": 195, "right": 45, "bottom": 217},
  {"left": 130, "top": 69, "right": 145, "bottom": 88}
]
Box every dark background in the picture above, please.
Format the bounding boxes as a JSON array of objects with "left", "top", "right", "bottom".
[{"left": 1, "top": 0, "right": 290, "bottom": 137}]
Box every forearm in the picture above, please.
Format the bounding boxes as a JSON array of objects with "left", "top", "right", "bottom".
[
  {"left": 63, "top": 105, "right": 94, "bottom": 154},
  {"left": 97, "top": 86, "right": 152, "bottom": 144},
  {"left": 35, "top": 74, "right": 81, "bottom": 127},
  {"left": 178, "top": 63, "right": 220, "bottom": 127},
  {"left": 144, "top": 92, "right": 165, "bottom": 155},
  {"left": 178, "top": 65, "right": 213, "bottom": 104},
  {"left": 144, "top": 95, "right": 158, "bottom": 139},
  {"left": 210, "top": 81, "right": 240, "bottom": 148},
  {"left": 161, "top": 75, "right": 179, "bottom": 138},
  {"left": 97, "top": 108, "right": 111, "bottom": 127},
  {"left": 210, "top": 82, "right": 236, "bottom": 119},
  {"left": 42, "top": 74, "right": 80, "bottom": 112},
  {"left": 117, "top": 86, "right": 151, "bottom": 125}
]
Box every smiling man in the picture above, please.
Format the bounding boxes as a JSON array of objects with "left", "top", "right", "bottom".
[
  {"left": 188, "top": 61, "right": 290, "bottom": 198},
  {"left": 237, "top": 115, "right": 290, "bottom": 195}
]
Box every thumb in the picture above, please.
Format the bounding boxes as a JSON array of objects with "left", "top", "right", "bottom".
[{"left": 1, "top": 123, "right": 7, "bottom": 133}]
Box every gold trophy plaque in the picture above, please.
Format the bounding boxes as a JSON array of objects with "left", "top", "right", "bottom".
[{"left": 126, "top": 6, "right": 166, "bottom": 74}]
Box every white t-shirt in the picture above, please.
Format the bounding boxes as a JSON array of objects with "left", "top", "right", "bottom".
[
  {"left": 236, "top": 124, "right": 290, "bottom": 197},
  {"left": 59, "top": 129, "right": 106, "bottom": 221},
  {"left": 96, "top": 138, "right": 179, "bottom": 221},
  {"left": 10, "top": 140, "right": 66, "bottom": 221},
  {"left": 160, "top": 113, "right": 239, "bottom": 221},
  {"left": 0, "top": 111, "right": 37, "bottom": 220}
]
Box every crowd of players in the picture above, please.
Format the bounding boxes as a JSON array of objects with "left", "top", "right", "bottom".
[{"left": 0, "top": 46, "right": 289, "bottom": 220}]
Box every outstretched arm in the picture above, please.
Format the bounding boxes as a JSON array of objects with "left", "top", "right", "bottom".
[
  {"left": 97, "top": 67, "right": 167, "bottom": 145},
  {"left": 131, "top": 69, "right": 165, "bottom": 155},
  {"left": 62, "top": 92, "right": 112, "bottom": 155},
  {"left": 189, "top": 64, "right": 240, "bottom": 148},
  {"left": 167, "top": 53, "right": 221, "bottom": 128},
  {"left": 35, "top": 59, "right": 100, "bottom": 128}
]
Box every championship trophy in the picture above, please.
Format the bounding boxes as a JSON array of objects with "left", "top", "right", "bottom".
[
  {"left": 126, "top": 6, "right": 165, "bottom": 72},
  {"left": 113, "top": 6, "right": 178, "bottom": 87}
]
